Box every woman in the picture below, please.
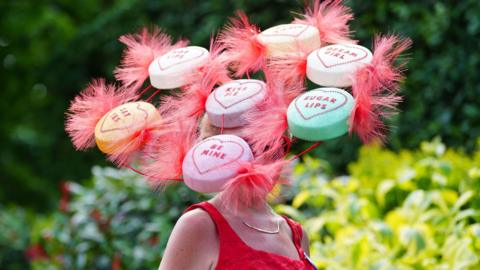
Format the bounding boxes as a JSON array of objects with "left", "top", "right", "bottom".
[{"left": 158, "top": 116, "right": 315, "bottom": 270}]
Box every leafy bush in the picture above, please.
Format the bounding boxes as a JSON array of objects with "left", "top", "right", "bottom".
[
  {"left": 276, "top": 138, "right": 480, "bottom": 269},
  {"left": 24, "top": 138, "right": 480, "bottom": 269},
  {"left": 29, "top": 167, "right": 205, "bottom": 270},
  {"left": 0, "top": 205, "right": 31, "bottom": 270}
]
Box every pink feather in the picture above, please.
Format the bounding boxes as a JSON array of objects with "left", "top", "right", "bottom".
[
  {"left": 114, "top": 26, "right": 188, "bottom": 93},
  {"left": 219, "top": 11, "right": 267, "bottom": 77},
  {"left": 242, "top": 72, "right": 303, "bottom": 159},
  {"left": 65, "top": 79, "right": 134, "bottom": 150},
  {"left": 220, "top": 158, "right": 291, "bottom": 213},
  {"left": 159, "top": 38, "right": 230, "bottom": 123},
  {"left": 267, "top": 46, "right": 309, "bottom": 100},
  {"left": 106, "top": 116, "right": 163, "bottom": 167},
  {"left": 142, "top": 118, "right": 199, "bottom": 186},
  {"left": 349, "top": 35, "right": 412, "bottom": 143},
  {"left": 293, "top": 0, "right": 356, "bottom": 45}
]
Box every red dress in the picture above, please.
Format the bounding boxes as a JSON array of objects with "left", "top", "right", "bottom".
[{"left": 184, "top": 202, "right": 317, "bottom": 270}]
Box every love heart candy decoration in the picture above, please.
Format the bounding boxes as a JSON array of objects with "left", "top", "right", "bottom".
[
  {"left": 307, "top": 44, "right": 373, "bottom": 87},
  {"left": 206, "top": 79, "right": 267, "bottom": 128},
  {"left": 257, "top": 24, "right": 320, "bottom": 56},
  {"left": 94, "top": 101, "right": 161, "bottom": 154},
  {"left": 287, "top": 88, "right": 354, "bottom": 141},
  {"left": 182, "top": 134, "right": 254, "bottom": 193},
  {"left": 148, "top": 46, "right": 210, "bottom": 89}
]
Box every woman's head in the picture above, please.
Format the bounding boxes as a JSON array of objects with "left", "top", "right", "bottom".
[{"left": 199, "top": 113, "right": 245, "bottom": 140}]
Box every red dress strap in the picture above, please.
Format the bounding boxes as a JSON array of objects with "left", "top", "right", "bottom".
[{"left": 281, "top": 215, "right": 307, "bottom": 260}]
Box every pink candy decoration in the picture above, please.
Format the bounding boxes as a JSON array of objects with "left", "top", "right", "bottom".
[
  {"left": 206, "top": 79, "right": 267, "bottom": 128},
  {"left": 182, "top": 134, "right": 253, "bottom": 193}
]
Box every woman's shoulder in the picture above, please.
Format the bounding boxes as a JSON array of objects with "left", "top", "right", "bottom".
[
  {"left": 158, "top": 207, "right": 219, "bottom": 270},
  {"left": 175, "top": 207, "right": 218, "bottom": 242}
]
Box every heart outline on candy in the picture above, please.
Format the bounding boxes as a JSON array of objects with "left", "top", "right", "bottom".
[
  {"left": 192, "top": 138, "right": 245, "bottom": 175},
  {"left": 294, "top": 90, "right": 348, "bottom": 120},
  {"left": 317, "top": 44, "right": 369, "bottom": 68},
  {"left": 261, "top": 24, "right": 309, "bottom": 38},
  {"left": 158, "top": 47, "right": 207, "bottom": 71},
  {"left": 213, "top": 81, "right": 265, "bottom": 109},
  {"left": 99, "top": 103, "right": 149, "bottom": 133}
]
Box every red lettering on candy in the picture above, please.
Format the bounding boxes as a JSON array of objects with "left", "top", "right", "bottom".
[
  {"left": 120, "top": 108, "right": 131, "bottom": 117},
  {"left": 99, "top": 103, "right": 150, "bottom": 134},
  {"left": 261, "top": 24, "right": 309, "bottom": 38},
  {"left": 158, "top": 47, "right": 207, "bottom": 71},
  {"left": 318, "top": 45, "right": 369, "bottom": 68},
  {"left": 192, "top": 138, "right": 245, "bottom": 174},
  {"left": 110, "top": 113, "right": 121, "bottom": 122},
  {"left": 294, "top": 90, "right": 349, "bottom": 120},
  {"left": 213, "top": 81, "right": 265, "bottom": 109}
]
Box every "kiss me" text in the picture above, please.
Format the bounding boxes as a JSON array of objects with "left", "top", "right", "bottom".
[{"left": 224, "top": 86, "right": 249, "bottom": 97}]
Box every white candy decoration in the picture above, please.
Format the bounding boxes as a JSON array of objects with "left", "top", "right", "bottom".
[
  {"left": 307, "top": 44, "right": 373, "bottom": 87},
  {"left": 257, "top": 24, "right": 320, "bottom": 56},
  {"left": 148, "top": 46, "right": 209, "bottom": 89}
]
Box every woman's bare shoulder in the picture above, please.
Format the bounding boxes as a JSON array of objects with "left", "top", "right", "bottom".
[
  {"left": 178, "top": 208, "right": 217, "bottom": 232},
  {"left": 158, "top": 208, "right": 219, "bottom": 270}
]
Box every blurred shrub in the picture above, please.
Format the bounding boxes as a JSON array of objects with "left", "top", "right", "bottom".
[
  {"left": 28, "top": 167, "right": 205, "bottom": 270},
  {"left": 276, "top": 138, "right": 480, "bottom": 269},
  {"left": 23, "top": 138, "right": 480, "bottom": 269},
  {"left": 0, "top": 205, "right": 31, "bottom": 270}
]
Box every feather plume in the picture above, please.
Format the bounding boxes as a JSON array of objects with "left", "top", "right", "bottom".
[
  {"left": 242, "top": 72, "right": 303, "bottom": 159},
  {"left": 114, "top": 26, "right": 188, "bottom": 93},
  {"left": 349, "top": 35, "right": 412, "bottom": 143},
  {"left": 142, "top": 118, "right": 199, "bottom": 186},
  {"left": 106, "top": 116, "right": 163, "bottom": 167},
  {"left": 220, "top": 158, "right": 291, "bottom": 213},
  {"left": 65, "top": 79, "right": 133, "bottom": 150},
  {"left": 219, "top": 11, "right": 266, "bottom": 77},
  {"left": 160, "top": 38, "right": 230, "bottom": 123},
  {"left": 293, "top": 0, "right": 356, "bottom": 44},
  {"left": 267, "top": 46, "right": 309, "bottom": 100}
]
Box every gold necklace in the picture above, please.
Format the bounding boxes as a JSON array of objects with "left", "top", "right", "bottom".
[
  {"left": 241, "top": 218, "right": 281, "bottom": 234},
  {"left": 215, "top": 199, "right": 281, "bottom": 234}
]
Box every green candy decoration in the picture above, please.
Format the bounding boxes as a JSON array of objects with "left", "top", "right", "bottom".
[{"left": 287, "top": 88, "right": 355, "bottom": 141}]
